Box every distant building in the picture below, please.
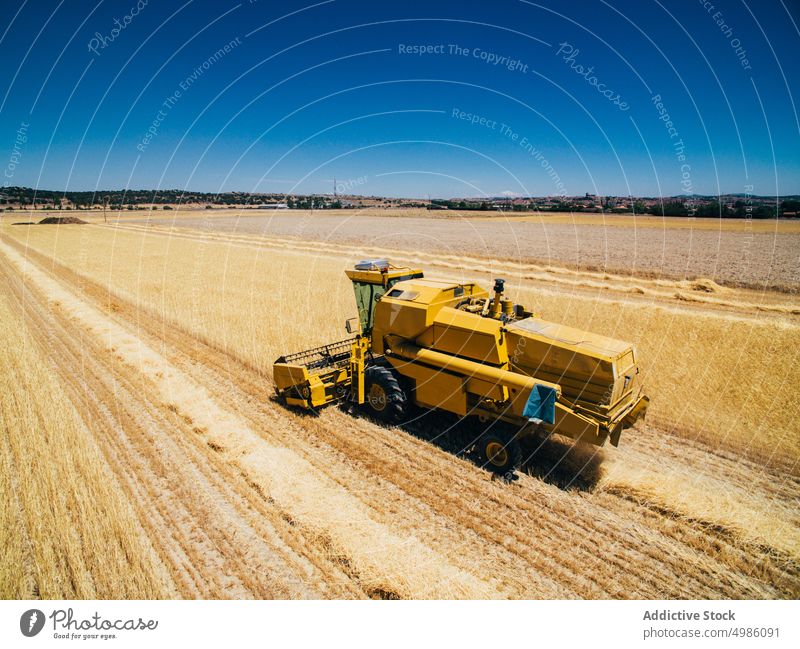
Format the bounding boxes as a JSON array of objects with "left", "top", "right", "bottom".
[{"left": 258, "top": 202, "right": 288, "bottom": 209}]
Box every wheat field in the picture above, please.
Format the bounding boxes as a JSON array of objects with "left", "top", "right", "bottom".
[
  {"left": 0, "top": 216, "right": 798, "bottom": 599},
  {"left": 95, "top": 208, "right": 800, "bottom": 290},
  {"left": 0, "top": 281, "right": 173, "bottom": 598}
]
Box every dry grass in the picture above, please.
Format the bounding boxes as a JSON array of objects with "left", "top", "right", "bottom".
[
  {"left": 1, "top": 220, "right": 798, "bottom": 599},
  {"left": 17, "top": 208, "right": 800, "bottom": 233},
  {"left": 0, "top": 239, "right": 494, "bottom": 599},
  {"left": 0, "top": 280, "right": 173, "bottom": 599},
  {"left": 3, "top": 223, "right": 796, "bottom": 467},
  {"left": 468, "top": 211, "right": 800, "bottom": 232},
  {"left": 49, "top": 208, "right": 799, "bottom": 289},
  {"left": 600, "top": 456, "right": 800, "bottom": 557}
]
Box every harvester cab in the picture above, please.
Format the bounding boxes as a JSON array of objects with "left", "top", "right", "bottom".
[
  {"left": 273, "top": 259, "right": 649, "bottom": 474},
  {"left": 343, "top": 259, "right": 424, "bottom": 335}
]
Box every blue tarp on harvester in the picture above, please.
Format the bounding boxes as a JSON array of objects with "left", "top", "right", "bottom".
[{"left": 522, "top": 384, "right": 557, "bottom": 424}]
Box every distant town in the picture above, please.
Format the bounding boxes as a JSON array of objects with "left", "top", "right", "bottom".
[{"left": 1, "top": 186, "right": 798, "bottom": 218}]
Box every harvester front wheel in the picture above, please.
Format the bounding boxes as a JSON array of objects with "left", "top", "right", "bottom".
[
  {"left": 477, "top": 431, "right": 522, "bottom": 475},
  {"left": 363, "top": 366, "right": 407, "bottom": 424}
]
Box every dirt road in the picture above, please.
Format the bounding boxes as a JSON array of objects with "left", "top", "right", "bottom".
[{"left": 0, "top": 233, "right": 797, "bottom": 599}]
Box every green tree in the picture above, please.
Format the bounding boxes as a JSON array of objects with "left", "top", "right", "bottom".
[
  {"left": 780, "top": 199, "right": 800, "bottom": 215},
  {"left": 649, "top": 201, "right": 688, "bottom": 216}
]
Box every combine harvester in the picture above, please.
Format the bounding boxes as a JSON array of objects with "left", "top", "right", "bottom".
[{"left": 274, "top": 260, "right": 648, "bottom": 474}]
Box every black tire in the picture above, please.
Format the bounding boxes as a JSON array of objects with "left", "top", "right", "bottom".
[
  {"left": 476, "top": 429, "right": 522, "bottom": 474},
  {"left": 362, "top": 366, "right": 407, "bottom": 424}
]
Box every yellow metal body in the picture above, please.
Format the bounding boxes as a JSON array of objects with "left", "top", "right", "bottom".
[
  {"left": 273, "top": 261, "right": 648, "bottom": 447},
  {"left": 350, "top": 335, "right": 367, "bottom": 404}
]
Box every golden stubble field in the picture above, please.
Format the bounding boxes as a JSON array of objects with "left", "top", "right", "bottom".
[{"left": 0, "top": 213, "right": 798, "bottom": 600}]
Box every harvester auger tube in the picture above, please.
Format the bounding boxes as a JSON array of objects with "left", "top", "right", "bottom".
[
  {"left": 273, "top": 259, "right": 649, "bottom": 476},
  {"left": 383, "top": 334, "right": 561, "bottom": 412}
]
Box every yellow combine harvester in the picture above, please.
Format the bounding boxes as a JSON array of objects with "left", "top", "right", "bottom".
[{"left": 274, "top": 260, "right": 648, "bottom": 473}]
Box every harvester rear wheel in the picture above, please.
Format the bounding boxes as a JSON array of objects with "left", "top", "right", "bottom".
[
  {"left": 477, "top": 430, "right": 522, "bottom": 475},
  {"left": 363, "top": 366, "right": 407, "bottom": 424}
]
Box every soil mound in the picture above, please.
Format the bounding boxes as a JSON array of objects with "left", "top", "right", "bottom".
[{"left": 38, "top": 216, "right": 87, "bottom": 225}]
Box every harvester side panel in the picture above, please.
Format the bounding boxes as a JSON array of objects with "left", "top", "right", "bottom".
[
  {"left": 387, "top": 357, "right": 469, "bottom": 415},
  {"left": 416, "top": 307, "right": 508, "bottom": 366},
  {"left": 505, "top": 318, "right": 636, "bottom": 408}
]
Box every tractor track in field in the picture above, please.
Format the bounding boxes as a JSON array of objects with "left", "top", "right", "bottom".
[
  {"left": 0, "top": 250, "right": 365, "bottom": 599},
  {"left": 1, "top": 234, "right": 797, "bottom": 599}
]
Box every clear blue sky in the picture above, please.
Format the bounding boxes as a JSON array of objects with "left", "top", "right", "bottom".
[{"left": 0, "top": 0, "right": 798, "bottom": 198}]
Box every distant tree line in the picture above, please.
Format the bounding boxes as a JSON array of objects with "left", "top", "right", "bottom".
[
  {"left": 0, "top": 186, "right": 356, "bottom": 211},
  {"left": 427, "top": 197, "right": 798, "bottom": 218},
  {"left": 0, "top": 186, "right": 289, "bottom": 208},
  {"left": 647, "top": 200, "right": 792, "bottom": 219},
  {"left": 430, "top": 199, "right": 496, "bottom": 211},
  {"left": 1, "top": 186, "right": 798, "bottom": 218}
]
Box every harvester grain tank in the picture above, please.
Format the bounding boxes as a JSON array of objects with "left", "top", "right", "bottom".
[{"left": 274, "top": 260, "right": 648, "bottom": 473}]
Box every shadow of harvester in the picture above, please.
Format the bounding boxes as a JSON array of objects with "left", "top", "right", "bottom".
[
  {"left": 271, "top": 394, "right": 604, "bottom": 492},
  {"left": 397, "top": 408, "right": 605, "bottom": 492}
]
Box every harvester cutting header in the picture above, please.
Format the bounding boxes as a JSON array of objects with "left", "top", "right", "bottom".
[{"left": 274, "top": 259, "right": 648, "bottom": 474}]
